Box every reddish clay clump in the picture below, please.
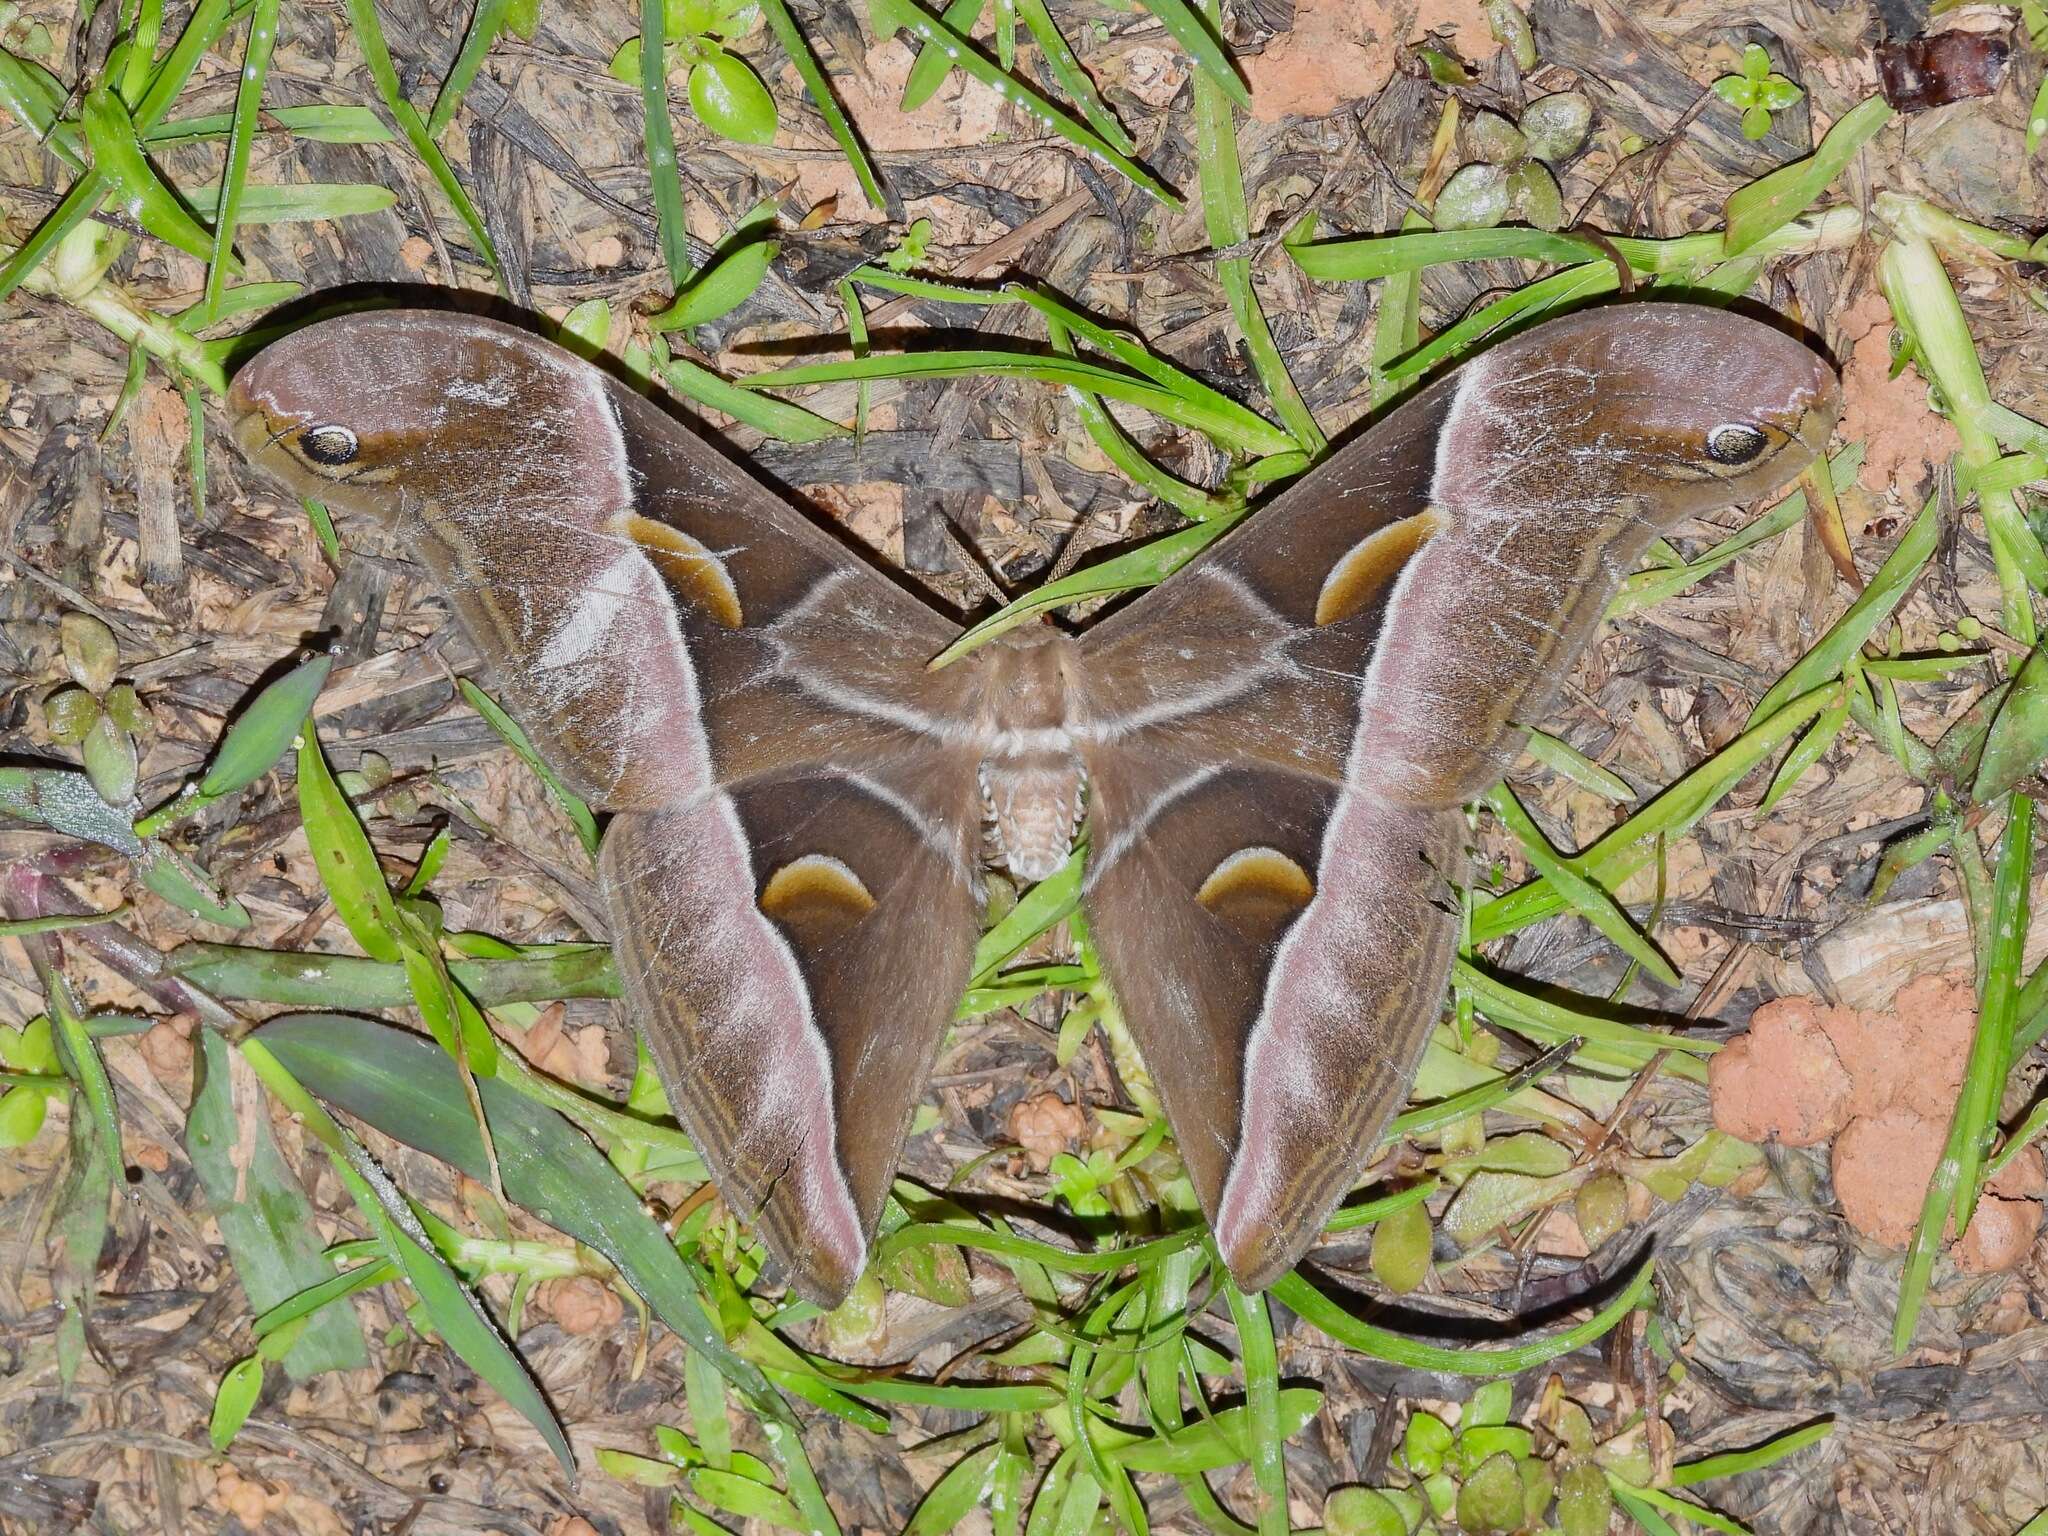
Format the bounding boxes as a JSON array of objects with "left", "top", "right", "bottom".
[
  {"left": 1708, "top": 998, "right": 1854, "bottom": 1146},
  {"left": 1711, "top": 973, "right": 2045, "bottom": 1271}
]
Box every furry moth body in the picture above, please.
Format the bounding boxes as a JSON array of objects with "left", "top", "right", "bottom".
[{"left": 230, "top": 304, "right": 1838, "bottom": 1304}]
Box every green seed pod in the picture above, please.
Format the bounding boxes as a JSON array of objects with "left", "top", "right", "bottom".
[
  {"left": 1574, "top": 1172, "right": 1630, "bottom": 1250},
  {"left": 1455, "top": 1452, "right": 1525, "bottom": 1535},
  {"left": 1556, "top": 1459, "right": 1613, "bottom": 1536},
  {"left": 44, "top": 685, "right": 102, "bottom": 746},
  {"left": 60, "top": 611, "right": 119, "bottom": 696},
  {"left": 1371, "top": 1197, "right": 1434, "bottom": 1295},
  {"left": 82, "top": 713, "right": 138, "bottom": 807},
  {"left": 1323, "top": 1486, "right": 1412, "bottom": 1536}
]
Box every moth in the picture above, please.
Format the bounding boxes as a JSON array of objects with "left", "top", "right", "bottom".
[{"left": 230, "top": 303, "right": 1838, "bottom": 1306}]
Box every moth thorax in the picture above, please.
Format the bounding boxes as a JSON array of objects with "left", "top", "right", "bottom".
[{"left": 979, "top": 747, "right": 1084, "bottom": 885}]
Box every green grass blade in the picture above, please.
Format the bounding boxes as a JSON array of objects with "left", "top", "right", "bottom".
[
  {"left": 1958, "top": 795, "right": 2032, "bottom": 1225},
  {"left": 759, "top": 0, "right": 885, "bottom": 209},
  {"left": 1610, "top": 443, "right": 1866, "bottom": 617},
  {"left": 1139, "top": 0, "right": 1248, "bottom": 106},
  {"left": 187, "top": 1028, "right": 367, "bottom": 1377},
  {"left": 146, "top": 103, "right": 394, "bottom": 146},
  {"left": 1670, "top": 1420, "right": 1834, "bottom": 1486},
  {"left": 201, "top": 0, "right": 279, "bottom": 323},
  {"left": 932, "top": 508, "right": 1246, "bottom": 667},
  {"left": 238, "top": 1038, "right": 575, "bottom": 1481},
  {"left": 427, "top": 0, "right": 511, "bottom": 137},
  {"left": 1723, "top": 95, "right": 1893, "bottom": 256},
  {"left": 1191, "top": 0, "right": 1320, "bottom": 455},
  {"left": 1013, "top": 0, "right": 1134, "bottom": 154},
  {"left": 1217, "top": 1275, "right": 1289, "bottom": 1536},
  {"left": 869, "top": 0, "right": 1180, "bottom": 205},
  {"left": 1271, "top": 1255, "right": 1654, "bottom": 1374},
  {"left": 745, "top": 351, "right": 1295, "bottom": 455},
  {"left": 1485, "top": 785, "right": 1679, "bottom": 984},
  {"left": 341, "top": 0, "right": 504, "bottom": 293},
  {"left": 83, "top": 81, "right": 219, "bottom": 261},
  {"left": 1747, "top": 488, "right": 1940, "bottom": 723},
  {"left": 637, "top": 0, "right": 691, "bottom": 285},
  {"left": 1475, "top": 684, "right": 1838, "bottom": 943},
  {"left": 662, "top": 355, "right": 849, "bottom": 441}
]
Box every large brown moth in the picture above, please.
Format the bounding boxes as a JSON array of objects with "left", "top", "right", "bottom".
[{"left": 229, "top": 303, "right": 1838, "bottom": 1306}]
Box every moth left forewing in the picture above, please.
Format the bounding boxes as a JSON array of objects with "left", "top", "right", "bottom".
[{"left": 231, "top": 312, "right": 990, "bottom": 1307}]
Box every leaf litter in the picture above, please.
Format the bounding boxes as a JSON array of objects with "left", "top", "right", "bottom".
[{"left": 3, "top": 0, "right": 2048, "bottom": 1532}]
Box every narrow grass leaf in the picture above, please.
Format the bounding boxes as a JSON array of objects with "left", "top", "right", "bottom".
[
  {"left": 249, "top": 1013, "right": 838, "bottom": 1523},
  {"left": 139, "top": 842, "right": 253, "bottom": 928},
  {"left": 84, "top": 82, "right": 220, "bottom": 262},
  {"left": 1217, "top": 1276, "right": 1289, "bottom": 1536},
  {"left": 186, "top": 1028, "right": 367, "bottom": 1377},
  {"left": 200, "top": 0, "right": 278, "bottom": 322},
  {"left": 1958, "top": 795, "right": 2032, "bottom": 1225},
  {"left": 1517, "top": 726, "right": 1633, "bottom": 800},
  {"left": 759, "top": 0, "right": 885, "bottom": 208},
  {"left": 663, "top": 356, "right": 849, "bottom": 441},
  {"left": 1757, "top": 681, "right": 1850, "bottom": 814},
  {"left": 907, "top": 1443, "right": 1000, "bottom": 1535},
  {"left": 1271, "top": 1255, "right": 1654, "bottom": 1374},
  {"left": 933, "top": 509, "right": 1247, "bottom": 668},
  {"left": 296, "top": 727, "right": 404, "bottom": 963},
  {"left": 745, "top": 352, "right": 1294, "bottom": 455},
  {"left": 1485, "top": 785, "right": 1679, "bottom": 983},
  {"left": 428, "top": 0, "right": 511, "bottom": 136},
  {"left": 1014, "top": 0, "right": 1134, "bottom": 153},
  {"left": 1611, "top": 444, "right": 1866, "bottom": 617},
  {"left": 146, "top": 103, "right": 394, "bottom": 146},
  {"left": 459, "top": 679, "right": 600, "bottom": 857},
  {"left": 1671, "top": 1420, "right": 1834, "bottom": 1485},
  {"left": 1723, "top": 96, "right": 1893, "bottom": 256},
  {"left": 201, "top": 653, "right": 333, "bottom": 800},
  {"left": 1977, "top": 644, "right": 2048, "bottom": 802},
  {"left": 1746, "top": 490, "right": 1940, "bottom": 724},
  {"left": 341, "top": 0, "right": 504, "bottom": 292},
  {"left": 1138, "top": 0, "right": 1248, "bottom": 105},
  {"left": 868, "top": 0, "right": 1179, "bottom": 205},
  {"left": 902, "top": 0, "right": 986, "bottom": 108}
]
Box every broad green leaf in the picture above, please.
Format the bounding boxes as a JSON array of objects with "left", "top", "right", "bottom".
[{"left": 689, "top": 49, "right": 779, "bottom": 144}]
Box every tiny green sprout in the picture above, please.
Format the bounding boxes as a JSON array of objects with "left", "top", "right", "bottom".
[
  {"left": 1712, "top": 42, "right": 1804, "bottom": 140},
  {"left": 1437, "top": 92, "right": 1590, "bottom": 230},
  {"left": 817, "top": 1269, "right": 887, "bottom": 1354},
  {"left": 1455, "top": 1452, "right": 1525, "bottom": 1534},
  {"left": 609, "top": 0, "right": 778, "bottom": 146},
  {"left": 1958, "top": 614, "right": 1985, "bottom": 641},
  {"left": 44, "top": 686, "right": 100, "bottom": 747},
  {"left": 60, "top": 612, "right": 119, "bottom": 696},
  {"left": 1402, "top": 1410, "right": 1456, "bottom": 1478},
  {"left": 1572, "top": 1170, "right": 1629, "bottom": 1248},
  {"left": 1323, "top": 1486, "right": 1411, "bottom": 1536},
  {"left": 1369, "top": 1194, "right": 1434, "bottom": 1294},
  {"left": 0, "top": 1016, "right": 62, "bottom": 1147},
  {"left": 881, "top": 217, "right": 936, "bottom": 274}
]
